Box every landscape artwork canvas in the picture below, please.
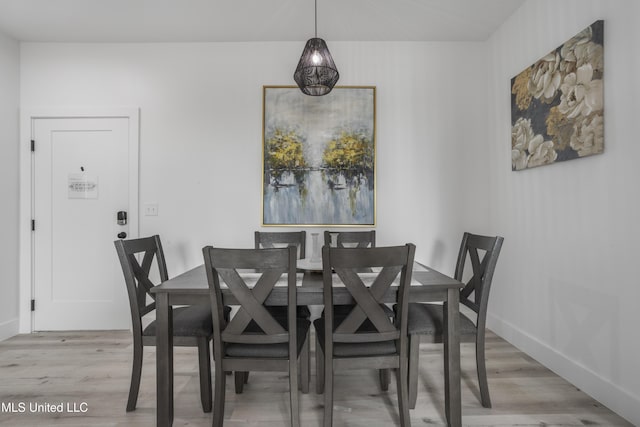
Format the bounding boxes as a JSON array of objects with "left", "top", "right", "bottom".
[
  {"left": 511, "top": 20, "right": 604, "bottom": 171},
  {"left": 262, "top": 86, "right": 375, "bottom": 226}
]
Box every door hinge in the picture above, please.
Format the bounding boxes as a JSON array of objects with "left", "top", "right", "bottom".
[
  {"left": 31, "top": 299, "right": 35, "bottom": 311},
  {"left": 31, "top": 139, "right": 35, "bottom": 152},
  {"left": 31, "top": 219, "right": 35, "bottom": 231}
]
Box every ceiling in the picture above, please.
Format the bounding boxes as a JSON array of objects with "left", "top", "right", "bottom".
[{"left": 0, "top": 0, "right": 524, "bottom": 43}]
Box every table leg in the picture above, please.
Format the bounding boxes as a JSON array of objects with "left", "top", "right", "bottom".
[
  {"left": 444, "top": 288, "right": 461, "bottom": 427},
  {"left": 156, "top": 293, "right": 174, "bottom": 427}
]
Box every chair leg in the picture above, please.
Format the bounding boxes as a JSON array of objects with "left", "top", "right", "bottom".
[
  {"left": 234, "top": 372, "right": 245, "bottom": 394},
  {"left": 379, "top": 368, "right": 390, "bottom": 391},
  {"left": 408, "top": 334, "right": 420, "bottom": 409},
  {"left": 197, "top": 338, "right": 213, "bottom": 412},
  {"left": 306, "top": 331, "right": 311, "bottom": 387},
  {"left": 380, "top": 307, "right": 394, "bottom": 392},
  {"left": 323, "top": 351, "right": 333, "bottom": 427},
  {"left": 315, "top": 334, "right": 324, "bottom": 394},
  {"left": 476, "top": 333, "right": 492, "bottom": 408},
  {"left": 289, "top": 349, "right": 301, "bottom": 427},
  {"left": 213, "top": 358, "right": 226, "bottom": 427},
  {"left": 397, "top": 357, "right": 411, "bottom": 427},
  {"left": 300, "top": 332, "right": 310, "bottom": 394},
  {"left": 126, "top": 339, "right": 143, "bottom": 412}
]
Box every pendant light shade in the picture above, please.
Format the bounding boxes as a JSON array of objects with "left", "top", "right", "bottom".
[{"left": 293, "top": 1, "right": 339, "bottom": 96}]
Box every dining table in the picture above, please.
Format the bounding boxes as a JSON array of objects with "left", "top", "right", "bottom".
[{"left": 150, "top": 260, "right": 464, "bottom": 427}]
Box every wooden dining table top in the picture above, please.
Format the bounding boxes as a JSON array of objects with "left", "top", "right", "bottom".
[{"left": 151, "top": 261, "right": 463, "bottom": 306}]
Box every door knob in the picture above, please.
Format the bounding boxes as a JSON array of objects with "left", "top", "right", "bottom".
[{"left": 117, "top": 232, "right": 127, "bottom": 239}]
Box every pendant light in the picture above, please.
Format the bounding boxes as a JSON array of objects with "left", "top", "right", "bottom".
[{"left": 293, "top": 0, "right": 339, "bottom": 96}]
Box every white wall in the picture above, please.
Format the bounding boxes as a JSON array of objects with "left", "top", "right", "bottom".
[
  {"left": 19, "top": 41, "right": 487, "bottom": 281},
  {"left": 486, "top": 1, "right": 640, "bottom": 424},
  {"left": 0, "top": 30, "right": 20, "bottom": 341}
]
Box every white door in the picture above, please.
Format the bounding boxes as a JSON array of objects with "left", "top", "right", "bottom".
[{"left": 32, "top": 116, "right": 137, "bottom": 330}]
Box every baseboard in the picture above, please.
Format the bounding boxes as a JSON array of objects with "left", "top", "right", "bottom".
[
  {"left": 487, "top": 313, "right": 639, "bottom": 426},
  {"left": 0, "top": 317, "right": 19, "bottom": 342}
]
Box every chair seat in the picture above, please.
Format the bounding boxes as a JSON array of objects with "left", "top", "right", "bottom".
[
  {"left": 313, "top": 318, "right": 397, "bottom": 357},
  {"left": 407, "top": 303, "right": 477, "bottom": 336},
  {"left": 144, "top": 305, "right": 230, "bottom": 337},
  {"left": 225, "top": 318, "right": 311, "bottom": 358}
]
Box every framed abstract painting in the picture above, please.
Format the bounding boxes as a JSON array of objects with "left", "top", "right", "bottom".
[
  {"left": 511, "top": 20, "right": 604, "bottom": 171},
  {"left": 262, "top": 86, "right": 376, "bottom": 226}
]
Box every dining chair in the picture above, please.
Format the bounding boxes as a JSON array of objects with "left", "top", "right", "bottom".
[
  {"left": 203, "top": 245, "right": 311, "bottom": 427},
  {"left": 255, "top": 230, "right": 307, "bottom": 259},
  {"left": 406, "top": 232, "right": 503, "bottom": 409},
  {"left": 322, "top": 229, "right": 394, "bottom": 389},
  {"left": 314, "top": 244, "right": 416, "bottom": 427},
  {"left": 245, "top": 231, "right": 311, "bottom": 393},
  {"left": 114, "top": 235, "right": 226, "bottom": 413}
]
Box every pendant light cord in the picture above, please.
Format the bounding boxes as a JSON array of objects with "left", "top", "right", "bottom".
[{"left": 314, "top": 0, "right": 318, "bottom": 37}]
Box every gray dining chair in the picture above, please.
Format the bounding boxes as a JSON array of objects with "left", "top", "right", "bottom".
[
  {"left": 114, "top": 235, "right": 228, "bottom": 413},
  {"left": 246, "top": 231, "right": 311, "bottom": 393},
  {"left": 255, "top": 230, "right": 307, "bottom": 259},
  {"left": 406, "top": 232, "right": 503, "bottom": 408},
  {"left": 203, "top": 245, "right": 310, "bottom": 427},
  {"left": 322, "top": 229, "right": 396, "bottom": 389},
  {"left": 314, "top": 244, "right": 416, "bottom": 427}
]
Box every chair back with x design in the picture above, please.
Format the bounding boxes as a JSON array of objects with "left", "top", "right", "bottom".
[
  {"left": 322, "top": 244, "right": 415, "bottom": 344},
  {"left": 115, "top": 235, "right": 168, "bottom": 333},
  {"left": 203, "top": 246, "right": 298, "bottom": 347},
  {"left": 455, "top": 232, "right": 504, "bottom": 333}
]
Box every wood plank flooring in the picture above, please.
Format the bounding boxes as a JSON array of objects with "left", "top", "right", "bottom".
[{"left": 0, "top": 330, "right": 631, "bottom": 426}]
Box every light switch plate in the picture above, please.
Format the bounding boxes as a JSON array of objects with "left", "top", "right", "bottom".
[{"left": 144, "top": 203, "right": 158, "bottom": 216}]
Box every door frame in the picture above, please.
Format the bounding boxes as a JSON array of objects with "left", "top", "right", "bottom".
[{"left": 19, "top": 108, "right": 140, "bottom": 333}]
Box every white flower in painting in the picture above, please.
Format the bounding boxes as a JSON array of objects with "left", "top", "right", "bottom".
[
  {"left": 528, "top": 52, "right": 563, "bottom": 102},
  {"left": 558, "top": 64, "right": 603, "bottom": 119},
  {"left": 560, "top": 25, "right": 603, "bottom": 75},
  {"left": 512, "top": 148, "right": 528, "bottom": 171},
  {"left": 570, "top": 114, "right": 604, "bottom": 157},
  {"left": 512, "top": 117, "right": 534, "bottom": 150},
  {"left": 560, "top": 26, "right": 591, "bottom": 64},
  {"left": 511, "top": 118, "right": 557, "bottom": 169},
  {"left": 511, "top": 118, "right": 534, "bottom": 170},
  {"left": 561, "top": 41, "right": 603, "bottom": 75},
  {"left": 527, "top": 135, "right": 557, "bottom": 168}
]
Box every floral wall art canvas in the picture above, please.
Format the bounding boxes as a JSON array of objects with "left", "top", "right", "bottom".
[
  {"left": 262, "top": 86, "right": 375, "bottom": 226},
  {"left": 511, "top": 20, "right": 604, "bottom": 171}
]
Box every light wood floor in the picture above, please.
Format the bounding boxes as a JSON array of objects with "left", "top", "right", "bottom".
[{"left": 0, "top": 330, "right": 631, "bottom": 426}]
